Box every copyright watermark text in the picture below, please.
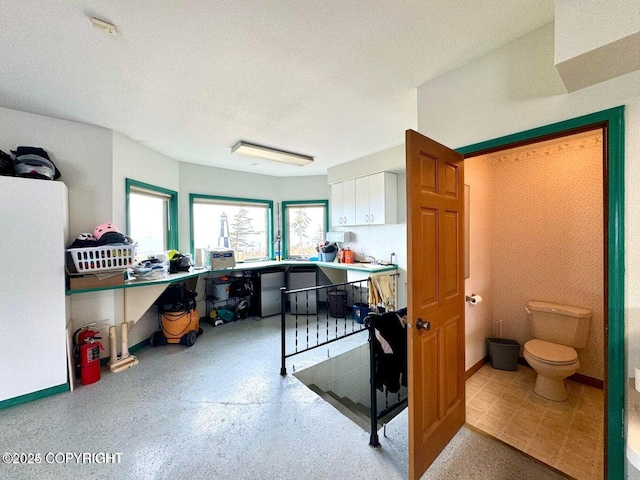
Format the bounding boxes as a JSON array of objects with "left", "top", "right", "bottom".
[{"left": 3, "top": 452, "right": 122, "bottom": 465}]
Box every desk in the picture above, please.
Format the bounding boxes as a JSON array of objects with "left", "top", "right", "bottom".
[
  {"left": 66, "top": 269, "right": 208, "bottom": 325},
  {"left": 66, "top": 261, "right": 398, "bottom": 324}
]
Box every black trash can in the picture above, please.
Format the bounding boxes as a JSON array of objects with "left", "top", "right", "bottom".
[
  {"left": 486, "top": 337, "right": 520, "bottom": 371},
  {"left": 328, "top": 290, "right": 347, "bottom": 317}
]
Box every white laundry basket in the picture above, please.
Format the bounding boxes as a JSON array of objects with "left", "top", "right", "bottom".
[{"left": 68, "top": 245, "right": 136, "bottom": 273}]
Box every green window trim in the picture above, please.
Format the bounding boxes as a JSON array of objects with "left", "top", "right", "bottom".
[
  {"left": 457, "top": 105, "right": 625, "bottom": 479},
  {"left": 125, "top": 178, "right": 178, "bottom": 251},
  {"left": 189, "top": 193, "right": 274, "bottom": 259},
  {"left": 281, "top": 200, "right": 329, "bottom": 259}
]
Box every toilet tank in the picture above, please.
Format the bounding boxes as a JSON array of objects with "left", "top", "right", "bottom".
[{"left": 526, "top": 300, "right": 592, "bottom": 348}]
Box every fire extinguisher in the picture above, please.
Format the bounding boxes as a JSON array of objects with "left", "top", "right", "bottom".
[
  {"left": 73, "top": 324, "right": 104, "bottom": 385},
  {"left": 79, "top": 338, "right": 104, "bottom": 385}
]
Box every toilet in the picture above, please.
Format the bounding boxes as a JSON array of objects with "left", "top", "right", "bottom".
[{"left": 522, "top": 300, "right": 591, "bottom": 401}]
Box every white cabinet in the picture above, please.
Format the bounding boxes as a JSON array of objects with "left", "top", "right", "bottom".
[
  {"left": 368, "top": 172, "right": 396, "bottom": 225},
  {"left": 355, "top": 176, "right": 370, "bottom": 225},
  {"left": 331, "top": 179, "right": 356, "bottom": 226},
  {"left": 0, "top": 176, "right": 69, "bottom": 404},
  {"left": 333, "top": 172, "right": 396, "bottom": 227}
]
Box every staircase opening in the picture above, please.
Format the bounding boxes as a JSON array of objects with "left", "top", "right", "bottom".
[{"left": 294, "top": 344, "right": 407, "bottom": 431}]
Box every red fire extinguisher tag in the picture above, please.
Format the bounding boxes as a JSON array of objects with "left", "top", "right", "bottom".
[{"left": 86, "top": 345, "right": 100, "bottom": 362}]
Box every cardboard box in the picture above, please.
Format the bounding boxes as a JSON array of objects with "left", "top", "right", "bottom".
[
  {"left": 67, "top": 271, "right": 126, "bottom": 290},
  {"left": 210, "top": 249, "right": 235, "bottom": 270}
]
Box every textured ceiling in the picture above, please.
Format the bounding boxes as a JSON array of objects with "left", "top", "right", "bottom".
[{"left": 1, "top": 1, "right": 554, "bottom": 176}]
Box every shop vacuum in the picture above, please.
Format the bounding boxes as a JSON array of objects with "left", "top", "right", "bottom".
[{"left": 149, "top": 284, "right": 203, "bottom": 347}]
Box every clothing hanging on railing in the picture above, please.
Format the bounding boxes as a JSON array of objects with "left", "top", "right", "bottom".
[
  {"left": 368, "top": 274, "right": 395, "bottom": 311},
  {"left": 367, "top": 308, "right": 407, "bottom": 393}
]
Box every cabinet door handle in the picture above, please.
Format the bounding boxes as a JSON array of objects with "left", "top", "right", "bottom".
[
  {"left": 370, "top": 214, "right": 374, "bottom": 223},
  {"left": 365, "top": 214, "right": 369, "bottom": 223}
]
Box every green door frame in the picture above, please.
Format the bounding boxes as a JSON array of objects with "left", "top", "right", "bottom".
[{"left": 456, "top": 105, "right": 625, "bottom": 478}]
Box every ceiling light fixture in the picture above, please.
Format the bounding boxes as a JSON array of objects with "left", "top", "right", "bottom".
[
  {"left": 231, "top": 141, "right": 313, "bottom": 166},
  {"left": 91, "top": 17, "right": 118, "bottom": 36}
]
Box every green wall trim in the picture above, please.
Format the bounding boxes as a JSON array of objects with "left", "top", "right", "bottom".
[
  {"left": 0, "top": 383, "right": 68, "bottom": 411},
  {"left": 189, "top": 193, "right": 274, "bottom": 259},
  {"left": 100, "top": 337, "right": 149, "bottom": 366},
  {"left": 129, "top": 338, "right": 149, "bottom": 354},
  {"left": 281, "top": 200, "right": 329, "bottom": 258},
  {"left": 125, "top": 178, "right": 179, "bottom": 250},
  {"left": 457, "top": 105, "right": 625, "bottom": 479}
]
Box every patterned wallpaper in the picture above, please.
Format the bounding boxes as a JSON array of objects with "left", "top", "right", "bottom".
[{"left": 480, "top": 131, "right": 604, "bottom": 380}]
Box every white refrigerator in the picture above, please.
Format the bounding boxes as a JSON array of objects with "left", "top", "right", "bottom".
[{"left": 0, "top": 176, "right": 69, "bottom": 403}]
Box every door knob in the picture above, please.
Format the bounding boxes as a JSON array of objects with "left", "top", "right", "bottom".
[{"left": 416, "top": 318, "right": 430, "bottom": 331}]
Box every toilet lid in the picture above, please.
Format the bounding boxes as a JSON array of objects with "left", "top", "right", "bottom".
[{"left": 525, "top": 339, "right": 578, "bottom": 365}]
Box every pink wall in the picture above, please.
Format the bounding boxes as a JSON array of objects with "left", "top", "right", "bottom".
[{"left": 466, "top": 131, "right": 604, "bottom": 380}]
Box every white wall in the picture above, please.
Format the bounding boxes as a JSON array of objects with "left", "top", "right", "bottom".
[
  {"left": 112, "top": 132, "right": 181, "bottom": 232},
  {"left": 327, "top": 144, "right": 404, "bottom": 184},
  {"left": 417, "top": 23, "right": 640, "bottom": 150},
  {"left": 555, "top": 0, "right": 640, "bottom": 63},
  {"left": 277, "top": 175, "right": 330, "bottom": 202},
  {"left": 464, "top": 158, "right": 494, "bottom": 370}
]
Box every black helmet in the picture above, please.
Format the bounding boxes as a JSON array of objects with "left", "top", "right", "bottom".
[{"left": 12, "top": 146, "right": 61, "bottom": 180}]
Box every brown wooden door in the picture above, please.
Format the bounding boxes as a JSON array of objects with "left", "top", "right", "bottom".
[{"left": 406, "top": 129, "right": 466, "bottom": 479}]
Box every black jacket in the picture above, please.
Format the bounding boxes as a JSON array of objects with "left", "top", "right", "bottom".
[{"left": 367, "top": 309, "right": 407, "bottom": 393}]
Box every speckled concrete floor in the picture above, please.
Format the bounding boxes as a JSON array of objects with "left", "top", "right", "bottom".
[{"left": 0, "top": 316, "right": 564, "bottom": 480}]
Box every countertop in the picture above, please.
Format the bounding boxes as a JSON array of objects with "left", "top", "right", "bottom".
[
  {"left": 67, "top": 259, "right": 397, "bottom": 295},
  {"left": 210, "top": 259, "right": 397, "bottom": 274}
]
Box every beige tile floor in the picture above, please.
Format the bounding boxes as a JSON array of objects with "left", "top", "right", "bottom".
[{"left": 466, "top": 363, "right": 604, "bottom": 480}]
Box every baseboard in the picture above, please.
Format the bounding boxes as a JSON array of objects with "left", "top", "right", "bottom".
[
  {"left": 100, "top": 338, "right": 149, "bottom": 366},
  {"left": 0, "top": 383, "right": 69, "bottom": 411},
  {"left": 519, "top": 356, "right": 604, "bottom": 390},
  {"left": 465, "top": 356, "right": 488, "bottom": 380},
  {"left": 569, "top": 372, "right": 604, "bottom": 390}
]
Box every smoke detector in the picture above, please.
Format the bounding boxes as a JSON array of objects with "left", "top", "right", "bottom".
[{"left": 91, "top": 18, "right": 117, "bottom": 36}]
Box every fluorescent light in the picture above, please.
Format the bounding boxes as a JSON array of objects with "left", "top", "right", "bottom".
[{"left": 231, "top": 141, "right": 313, "bottom": 166}]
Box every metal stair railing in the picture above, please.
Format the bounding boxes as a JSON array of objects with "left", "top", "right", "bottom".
[{"left": 365, "top": 298, "right": 408, "bottom": 447}]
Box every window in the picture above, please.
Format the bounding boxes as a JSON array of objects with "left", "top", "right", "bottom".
[
  {"left": 190, "top": 194, "right": 273, "bottom": 261},
  {"left": 126, "top": 179, "right": 178, "bottom": 259},
  {"left": 282, "top": 200, "right": 328, "bottom": 259}
]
